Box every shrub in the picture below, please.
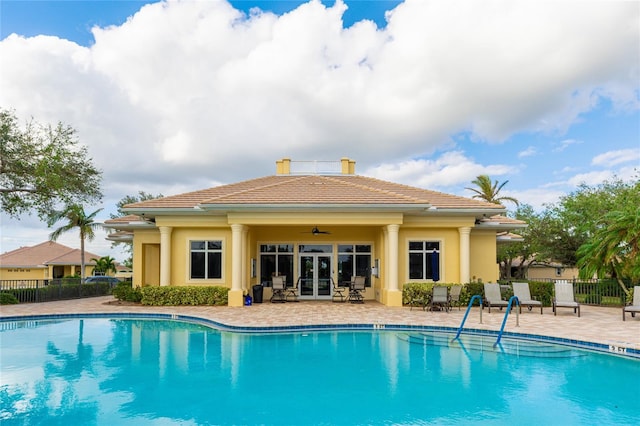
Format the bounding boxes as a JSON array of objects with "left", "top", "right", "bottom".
[
  {"left": 140, "top": 286, "right": 229, "bottom": 306},
  {"left": 0, "top": 292, "right": 19, "bottom": 305},
  {"left": 528, "top": 281, "right": 553, "bottom": 306},
  {"left": 112, "top": 282, "right": 143, "bottom": 303},
  {"left": 402, "top": 282, "right": 476, "bottom": 306}
]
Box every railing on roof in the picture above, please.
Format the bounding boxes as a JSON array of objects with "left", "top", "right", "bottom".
[{"left": 289, "top": 160, "right": 343, "bottom": 175}]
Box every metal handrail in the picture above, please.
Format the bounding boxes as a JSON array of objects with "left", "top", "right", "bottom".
[
  {"left": 453, "top": 294, "right": 483, "bottom": 340},
  {"left": 494, "top": 296, "right": 520, "bottom": 347}
]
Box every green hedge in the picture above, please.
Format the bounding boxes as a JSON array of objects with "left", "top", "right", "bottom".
[
  {"left": 403, "top": 283, "right": 479, "bottom": 307},
  {"left": 140, "top": 286, "right": 229, "bottom": 306},
  {"left": 112, "top": 282, "right": 143, "bottom": 303},
  {"left": 0, "top": 292, "right": 19, "bottom": 305}
]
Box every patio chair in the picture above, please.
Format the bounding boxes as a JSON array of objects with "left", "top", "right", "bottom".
[
  {"left": 286, "top": 277, "right": 300, "bottom": 302},
  {"left": 512, "top": 282, "right": 543, "bottom": 314},
  {"left": 483, "top": 283, "right": 509, "bottom": 313},
  {"left": 430, "top": 285, "right": 450, "bottom": 312},
  {"left": 332, "top": 277, "right": 346, "bottom": 303},
  {"left": 270, "top": 275, "right": 286, "bottom": 303},
  {"left": 348, "top": 276, "right": 365, "bottom": 303},
  {"left": 553, "top": 281, "right": 580, "bottom": 317},
  {"left": 623, "top": 286, "right": 640, "bottom": 321},
  {"left": 449, "top": 285, "right": 463, "bottom": 310}
]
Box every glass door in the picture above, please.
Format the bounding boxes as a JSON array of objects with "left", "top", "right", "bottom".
[{"left": 299, "top": 248, "right": 332, "bottom": 300}]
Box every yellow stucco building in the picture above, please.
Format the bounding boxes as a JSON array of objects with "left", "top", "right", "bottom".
[
  {"left": 0, "top": 241, "right": 99, "bottom": 282},
  {"left": 104, "top": 158, "right": 525, "bottom": 307}
]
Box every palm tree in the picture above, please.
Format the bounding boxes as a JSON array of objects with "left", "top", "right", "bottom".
[
  {"left": 91, "top": 255, "right": 117, "bottom": 276},
  {"left": 48, "top": 204, "right": 103, "bottom": 282},
  {"left": 465, "top": 175, "right": 519, "bottom": 206}
]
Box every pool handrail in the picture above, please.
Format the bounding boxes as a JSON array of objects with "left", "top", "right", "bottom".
[
  {"left": 453, "top": 294, "right": 483, "bottom": 340},
  {"left": 494, "top": 296, "right": 520, "bottom": 347}
]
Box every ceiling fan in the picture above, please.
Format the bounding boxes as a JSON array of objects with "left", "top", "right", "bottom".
[{"left": 302, "top": 226, "right": 331, "bottom": 235}]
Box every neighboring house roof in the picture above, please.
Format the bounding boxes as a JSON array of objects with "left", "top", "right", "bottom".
[
  {"left": 0, "top": 241, "right": 101, "bottom": 268},
  {"left": 120, "top": 174, "right": 507, "bottom": 213}
]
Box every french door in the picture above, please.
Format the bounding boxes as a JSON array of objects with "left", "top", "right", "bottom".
[{"left": 299, "top": 245, "right": 332, "bottom": 300}]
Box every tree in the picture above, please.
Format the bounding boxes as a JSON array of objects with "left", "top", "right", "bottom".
[
  {"left": 465, "top": 175, "right": 519, "bottom": 206},
  {"left": 577, "top": 206, "right": 640, "bottom": 294},
  {"left": 109, "top": 191, "right": 163, "bottom": 265},
  {"left": 497, "top": 204, "right": 540, "bottom": 279},
  {"left": 91, "top": 255, "right": 117, "bottom": 276},
  {"left": 540, "top": 177, "right": 640, "bottom": 268},
  {"left": 0, "top": 108, "right": 102, "bottom": 221},
  {"left": 48, "top": 204, "right": 103, "bottom": 281}
]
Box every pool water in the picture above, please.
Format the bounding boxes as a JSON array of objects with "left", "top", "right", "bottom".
[{"left": 1, "top": 318, "right": 638, "bottom": 425}]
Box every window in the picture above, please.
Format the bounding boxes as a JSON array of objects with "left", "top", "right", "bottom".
[
  {"left": 190, "top": 241, "right": 222, "bottom": 279},
  {"left": 338, "top": 244, "right": 372, "bottom": 287},
  {"left": 409, "top": 241, "right": 440, "bottom": 281},
  {"left": 259, "top": 244, "right": 293, "bottom": 286}
]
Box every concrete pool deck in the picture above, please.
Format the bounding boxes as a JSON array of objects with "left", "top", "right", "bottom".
[{"left": 1, "top": 296, "right": 639, "bottom": 352}]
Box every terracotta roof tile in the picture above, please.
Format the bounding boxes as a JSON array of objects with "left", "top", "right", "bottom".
[
  {"left": 0, "top": 241, "right": 101, "bottom": 267},
  {"left": 124, "top": 175, "right": 504, "bottom": 211}
]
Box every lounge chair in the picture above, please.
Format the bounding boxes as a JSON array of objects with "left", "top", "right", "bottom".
[
  {"left": 512, "top": 282, "right": 543, "bottom": 314},
  {"left": 430, "top": 285, "right": 450, "bottom": 312},
  {"left": 623, "top": 286, "right": 640, "bottom": 321},
  {"left": 553, "top": 281, "right": 580, "bottom": 317},
  {"left": 483, "top": 283, "right": 509, "bottom": 313},
  {"left": 449, "top": 285, "right": 463, "bottom": 310}
]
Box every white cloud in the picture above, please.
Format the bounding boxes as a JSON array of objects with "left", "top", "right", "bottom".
[
  {"left": 591, "top": 148, "right": 640, "bottom": 167},
  {"left": 364, "top": 151, "right": 517, "bottom": 192},
  {"left": 553, "top": 138, "right": 583, "bottom": 152},
  {"left": 518, "top": 146, "right": 537, "bottom": 158},
  {"left": 1, "top": 0, "right": 638, "bottom": 258}
]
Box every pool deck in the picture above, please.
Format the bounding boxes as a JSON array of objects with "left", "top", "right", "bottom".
[{"left": 1, "top": 296, "right": 639, "bottom": 352}]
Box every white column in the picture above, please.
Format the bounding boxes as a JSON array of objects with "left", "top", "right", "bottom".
[
  {"left": 231, "top": 224, "right": 245, "bottom": 292},
  {"left": 242, "top": 226, "right": 249, "bottom": 292},
  {"left": 459, "top": 226, "right": 471, "bottom": 283},
  {"left": 387, "top": 224, "right": 399, "bottom": 291},
  {"left": 159, "top": 226, "right": 172, "bottom": 286}
]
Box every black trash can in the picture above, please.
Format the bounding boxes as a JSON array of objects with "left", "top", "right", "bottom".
[{"left": 252, "top": 284, "right": 264, "bottom": 303}]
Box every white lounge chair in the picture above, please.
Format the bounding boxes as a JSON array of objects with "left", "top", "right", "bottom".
[
  {"left": 553, "top": 281, "right": 580, "bottom": 317},
  {"left": 623, "top": 286, "right": 640, "bottom": 321},
  {"left": 512, "top": 282, "right": 543, "bottom": 314},
  {"left": 483, "top": 283, "right": 509, "bottom": 313}
]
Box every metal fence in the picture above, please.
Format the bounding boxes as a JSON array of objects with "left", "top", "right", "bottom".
[{"left": 1, "top": 279, "right": 123, "bottom": 303}]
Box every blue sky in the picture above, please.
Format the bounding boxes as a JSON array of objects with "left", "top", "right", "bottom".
[{"left": 1, "top": 0, "right": 639, "bottom": 261}]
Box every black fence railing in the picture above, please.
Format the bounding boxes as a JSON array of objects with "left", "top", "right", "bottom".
[{"left": 0, "top": 279, "right": 126, "bottom": 303}]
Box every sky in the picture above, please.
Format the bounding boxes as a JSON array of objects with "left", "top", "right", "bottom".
[{"left": 1, "top": 0, "right": 639, "bottom": 263}]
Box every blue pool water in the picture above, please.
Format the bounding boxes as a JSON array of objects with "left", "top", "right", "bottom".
[{"left": 1, "top": 318, "right": 638, "bottom": 425}]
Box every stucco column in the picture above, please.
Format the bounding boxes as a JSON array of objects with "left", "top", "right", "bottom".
[
  {"left": 459, "top": 226, "right": 471, "bottom": 284},
  {"left": 385, "top": 224, "right": 402, "bottom": 307},
  {"left": 242, "top": 226, "right": 249, "bottom": 292},
  {"left": 159, "top": 226, "right": 172, "bottom": 286},
  {"left": 229, "top": 224, "right": 246, "bottom": 307}
]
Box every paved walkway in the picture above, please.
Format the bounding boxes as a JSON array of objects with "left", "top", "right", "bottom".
[{"left": 1, "top": 296, "right": 639, "bottom": 351}]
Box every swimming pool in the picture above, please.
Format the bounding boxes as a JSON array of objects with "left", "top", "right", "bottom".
[{"left": 1, "top": 317, "right": 638, "bottom": 425}]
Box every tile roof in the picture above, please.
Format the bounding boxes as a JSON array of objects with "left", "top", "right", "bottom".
[
  {"left": 124, "top": 175, "right": 505, "bottom": 211},
  {"left": 0, "top": 241, "right": 101, "bottom": 268}
]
